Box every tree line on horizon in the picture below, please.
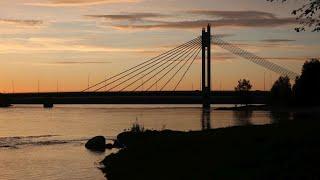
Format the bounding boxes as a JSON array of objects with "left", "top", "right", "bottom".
[
  {"left": 271, "top": 58, "right": 320, "bottom": 106},
  {"left": 235, "top": 58, "right": 320, "bottom": 107}
]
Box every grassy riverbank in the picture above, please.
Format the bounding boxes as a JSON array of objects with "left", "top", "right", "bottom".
[{"left": 101, "top": 117, "right": 320, "bottom": 180}]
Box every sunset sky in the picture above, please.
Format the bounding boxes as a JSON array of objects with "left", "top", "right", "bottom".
[{"left": 0, "top": 0, "right": 319, "bottom": 92}]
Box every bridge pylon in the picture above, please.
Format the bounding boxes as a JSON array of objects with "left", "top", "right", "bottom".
[{"left": 201, "top": 24, "right": 212, "bottom": 108}]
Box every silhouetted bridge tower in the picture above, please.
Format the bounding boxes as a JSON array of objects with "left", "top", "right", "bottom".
[
  {"left": 0, "top": 24, "right": 300, "bottom": 108},
  {"left": 202, "top": 24, "right": 212, "bottom": 108}
]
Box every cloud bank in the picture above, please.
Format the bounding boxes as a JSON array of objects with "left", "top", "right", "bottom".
[
  {"left": 86, "top": 13, "right": 167, "bottom": 21},
  {"left": 87, "top": 10, "right": 298, "bottom": 30},
  {"left": 0, "top": 19, "right": 43, "bottom": 26},
  {"left": 260, "top": 39, "right": 296, "bottom": 43}
]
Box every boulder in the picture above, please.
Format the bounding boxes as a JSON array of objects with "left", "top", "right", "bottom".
[{"left": 85, "top": 136, "right": 106, "bottom": 151}]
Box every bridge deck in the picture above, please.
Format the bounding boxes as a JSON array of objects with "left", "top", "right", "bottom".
[{"left": 1, "top": 91, "right": 270, "bottom": 105}]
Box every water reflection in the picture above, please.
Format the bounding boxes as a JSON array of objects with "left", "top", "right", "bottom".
[
  {"left": 233, "top": 110, "right": 253, "bottom": 126},
  {"left": 201, "top": 108, "right": 211, "bottom": 130},
  {"left": 270, "top": 111, "right": 293, "bottom": 123},
  {"left": 2, "top": 105, "right": 320, "bottom": 180},
  {"left": 200, "top": 108, "right": 274, "bottom": 130}
]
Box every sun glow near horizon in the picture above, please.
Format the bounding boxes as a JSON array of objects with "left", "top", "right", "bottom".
[{"left": 0, "top": 0, "right": 318, "bottom": 93}]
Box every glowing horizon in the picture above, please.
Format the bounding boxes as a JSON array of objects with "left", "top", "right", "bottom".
[{"left": 0, "top": 0, "right": 319, "bottom": 93}]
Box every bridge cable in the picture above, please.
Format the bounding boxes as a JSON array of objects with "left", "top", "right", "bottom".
[
  {"left": 224, "top": 42, "right": 296, "bottom": 78},
  {"left": 138, "top": 40, "right": 201, "bottom": 91},
  {"left": 93, "top": 37, "right": 200, "bottom": 92},
  {"left": 213, "top": 37, "right": 295, "bottom": 77},
  {"left": 173, "top": 47, "right": 201, "bottom": 91},
  {"left": 121, "top": 39, "right": 201, "bottom": 92},
  {"left": 158, "top": 45, "right": 201, "bottom": 91},
  {"left": 216, "top": 40, "right": 288, "bottom": 76},
  {"left": 212, "top": 36, "right": 299, "bottom": 79},
  {"left": 82, "top": 36, "right": 200, "bottom": 92},
  {"left": 92, "top": 37, "right": 200, "bottom": 92},
  {"left": 142, "top": 40, "right": 202, "bottom": 91},
  {"left": 105, "top": 38, "right": 200, "bottom": 92}
]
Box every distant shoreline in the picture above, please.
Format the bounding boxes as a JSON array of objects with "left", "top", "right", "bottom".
[{"left": 215, "top": 104, "right": 320, "bottom": 113}]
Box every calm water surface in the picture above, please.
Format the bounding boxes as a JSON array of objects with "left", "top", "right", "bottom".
[{"left": 0, "top": 105, "right": 274, "bottom": 180}]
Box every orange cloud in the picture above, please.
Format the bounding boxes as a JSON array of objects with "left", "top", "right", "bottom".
[
  {"left": 113, "top": 18, "right": 297, "bottom": 30},
  {"left": 0, "top": 18, "right": 47, "bottom": 35},
  {"left": 87, "top": 10, "right": 298, "bottom": 30},
  {"left": 85, "top": 13, "right": 168, "bottom": 21}
]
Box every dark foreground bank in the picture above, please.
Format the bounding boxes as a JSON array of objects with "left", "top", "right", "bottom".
[{"left": 100, "top": 118, "right": 320, "bottom": 180}]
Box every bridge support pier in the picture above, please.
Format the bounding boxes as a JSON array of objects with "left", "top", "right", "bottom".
[
  {"left": 201, "top": 108, "right": 211, "bottom": 130},
  {"left": 0, "top": 94, "right": 11, "bottom": 108},
  {"left": 43, "top": 102, "right": 54, "bottom": 108},
  {"left": 202, "top": 24, "right": 212, "bottom": 108}
]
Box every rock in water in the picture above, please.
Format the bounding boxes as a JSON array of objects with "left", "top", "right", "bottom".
[{"left": 85, "top": 136, "right": 106, "bottom": 151}]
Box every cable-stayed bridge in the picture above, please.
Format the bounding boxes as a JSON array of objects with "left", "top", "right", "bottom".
[{"left": 0, "top": 25, "right": 299, "bottom": 108}]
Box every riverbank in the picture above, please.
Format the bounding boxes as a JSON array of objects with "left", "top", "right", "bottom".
[{"left": 101, "top": 118, "right": 320, "bottom": 180}]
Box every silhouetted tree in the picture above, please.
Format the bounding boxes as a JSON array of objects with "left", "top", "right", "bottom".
[
  {"left": 268, "top": 0, "right": 320, "bottom": 32},
  {"left": 293, "top": 59, "right": 320, "bottom": 106},
  {"left": 235, "top": 79, "right": 252, "bottom": 106},
  {"left": 235, "top": 79, "right": 252, "bottom": 92},
  {"left": 270, "top": 76, "right": 292, "bottom": 105}
]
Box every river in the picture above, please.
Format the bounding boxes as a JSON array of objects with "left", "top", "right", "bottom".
[{"left": 0, "top": 104, "right": 276, "bottom": 180}]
